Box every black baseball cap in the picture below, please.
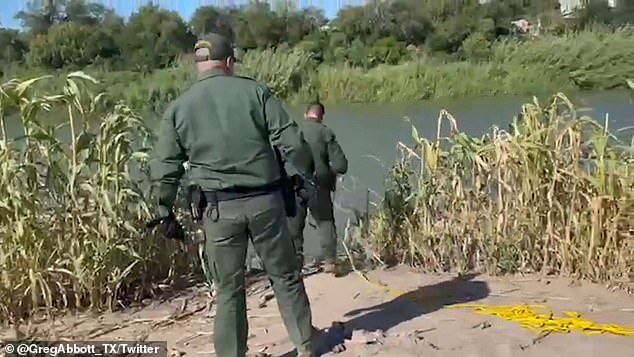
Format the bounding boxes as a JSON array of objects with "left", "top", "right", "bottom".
[{"left": 194, "top": 33, "right": 236, "bottom": 62}]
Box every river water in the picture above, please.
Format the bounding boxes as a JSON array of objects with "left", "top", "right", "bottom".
[{"left": 4, "top": 90, "right": 634, "bottom": 260}]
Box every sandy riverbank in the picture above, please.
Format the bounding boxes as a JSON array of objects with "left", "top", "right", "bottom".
[{"left": 3, "top": 267, "right": 633, "bottom": 356}]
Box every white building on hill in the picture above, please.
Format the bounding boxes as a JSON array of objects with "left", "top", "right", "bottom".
[
  {"left": 560, "top": 0, "right": 618, "bottom": 16},
  {"left": 479, "top": 0, "right": 617, "bottom": 14}
]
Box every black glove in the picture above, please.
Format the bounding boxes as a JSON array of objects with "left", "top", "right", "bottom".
[{"left": 159, "top": 211, "right": 185, "bottom": 241}]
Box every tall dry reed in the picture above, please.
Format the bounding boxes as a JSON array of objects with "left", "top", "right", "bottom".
[
  {"left": 0, "top": 73, "right": 194, "bottom": 325},
  {"left": 362, "top": 93, "right": 633, "bottom": 283}
]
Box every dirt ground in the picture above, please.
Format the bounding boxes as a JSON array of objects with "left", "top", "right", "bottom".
[{"left": 3, "top": 266, "right": 634, "bottom": 357}]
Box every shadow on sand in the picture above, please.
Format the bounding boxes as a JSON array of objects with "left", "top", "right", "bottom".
[
  {"left": 343, "top": 272, "right": 490, "bottom": 330},
  {"left": 281, "top": 273, "right": 490, "bottom": 356}
]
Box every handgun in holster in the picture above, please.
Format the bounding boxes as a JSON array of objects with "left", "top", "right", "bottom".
[
  {"left": 291, "top": 174, "right": 315, "bottom": 207},
  {"left": 186, "top": 184, "right": 207, "bottom": 222}
]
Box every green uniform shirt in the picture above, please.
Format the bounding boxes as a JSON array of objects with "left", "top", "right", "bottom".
[
  {"left": 299, "top": 119, "right": 348, "bottom": 191},
  {"left": 150, "top": 68, "right": 314, "bottom": 213}
]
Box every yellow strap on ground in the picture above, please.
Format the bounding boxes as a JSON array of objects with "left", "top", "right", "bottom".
[
  {"left": 352, "top": 270, "right": 634, "bottom": 337},
  {"left": 446, "top": 303, "right": 634, "bottom": 336}
]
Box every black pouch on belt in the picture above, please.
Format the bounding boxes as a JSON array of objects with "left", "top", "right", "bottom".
[
  {"left": 280, "top": 173, "right": 297, "bottom": 217},
  {"left": 186, "top": 184, "right": 207, "bottom": 222},
  {"left": 272, "top": 146, "right": 297, "bottom": 217}
]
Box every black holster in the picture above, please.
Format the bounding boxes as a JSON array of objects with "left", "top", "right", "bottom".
[
  {"left": 280, "top": 174, "right": 297, "bottom": 217},
  {"left": 205, "top": 190, "right": 219, "bottom": 222},
  {"left": 292, "top": 174, "right": 316, "bottom": 207},
  {"left": 186, "top": 184, "right": 207, "bottom": 222},
  {"left": 272, "top": 146, "right": 297, "bottom": 218}
]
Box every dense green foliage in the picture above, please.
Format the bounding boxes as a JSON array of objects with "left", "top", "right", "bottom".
[
  {"left": 3, "top": 0, "right": 634, "bottom": 71},
  {"left": 3, "top": 28, "right": 633, "bottom": 111},
  {"left": 1, "top": 0, "right": 634, "bottom": 104}
]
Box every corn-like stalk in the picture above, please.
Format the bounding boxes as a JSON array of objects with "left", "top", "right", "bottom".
[
  {"left": 0, "top": 73, "right": 194, "bottom": 326},
  {"left": 365, "top": 93, "right": 633, "bottom": 283}
]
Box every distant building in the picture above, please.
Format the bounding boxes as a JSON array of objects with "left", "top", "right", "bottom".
[
  {"left": 559, "top": 0, "right": 582, "bottom": 15},
  {"left": 481, "top": 0, "right": 616, "bottom": 12},
  {"left": 560, "top": 0, "right": 618, "bottom": 16}
]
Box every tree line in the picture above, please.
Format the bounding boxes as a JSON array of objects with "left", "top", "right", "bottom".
[{"left": 1, "top": 0, "right": 633, "bottom": 74}]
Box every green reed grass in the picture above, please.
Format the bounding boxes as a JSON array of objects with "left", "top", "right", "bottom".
[
  {"left": 0, "top": 73, "right": 195, "bottom": 326},
  {"left": 360, "top": 93, "right": 633, "bottom": 283}
]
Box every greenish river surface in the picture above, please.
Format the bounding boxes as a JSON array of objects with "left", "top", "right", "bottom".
[{"left": 5, "top": 90, "right": 634, "bottom": 261}]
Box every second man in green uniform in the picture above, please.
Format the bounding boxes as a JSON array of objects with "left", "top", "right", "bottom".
[{"left": 290, "top": 102, "right": 348, "bottom": 274}]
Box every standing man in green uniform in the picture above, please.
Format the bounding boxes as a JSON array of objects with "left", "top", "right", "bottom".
[
  {"left": 150, "top": 33, "right": 316, "bottom": 357},
  {"left": 290, "top": 102, "right": 348, "bottom": 275}
]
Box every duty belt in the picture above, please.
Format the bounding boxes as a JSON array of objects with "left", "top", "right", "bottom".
[{"left": 203, "top": 180, "right": 282, "bottom": 221}]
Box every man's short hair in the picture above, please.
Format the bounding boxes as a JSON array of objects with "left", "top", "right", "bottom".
[
  {"left": 306, "top": 102, "right": 325, "bottom": 116},
  {"left": 194, "top": 32, "right": 235, "bottom": 62}
]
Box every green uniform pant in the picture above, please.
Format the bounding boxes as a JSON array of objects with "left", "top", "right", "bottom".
[
  {"left": 202, "top": 192, "right": 313, "bottom": 357},
  {"left": 288, "top": 187, "right": 337, "bottom": 266},
  {"left": 245, "top": 240, "right": 263, "bottom": 272}
]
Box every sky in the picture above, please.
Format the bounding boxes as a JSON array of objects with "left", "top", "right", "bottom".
[{"left": 0, "top": 0, "right": 363, "bottom": 29}]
